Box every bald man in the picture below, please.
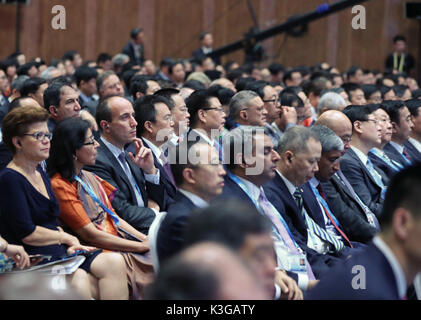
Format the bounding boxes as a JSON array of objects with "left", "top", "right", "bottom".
[
  {"left": 315, "top": 110, "right": 379, "bottom": 243},
  {"left": 145, "top": 242, "right": 270, "bottom": 299}
]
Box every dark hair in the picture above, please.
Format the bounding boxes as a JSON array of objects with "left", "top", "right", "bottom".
[
  {"left": 226, "top": 68, "right": 244, "bottom": 84},
  {"left": 342, "top": 83, "right": 362, "bottom": 98},
  {"left": 160, "top": 58, "right": 175, "bottom": 68},
  {"left": 405, "top": 98, "right": 421, "bottom": 117},
  {"left": 268, "top": 63, "right": 285, "bottom": 75},
  {"left": 2, "top": 105, "right": 50, "bottom": 155},
  {"left": 244, "top": 81, "right": 267, "bottom": 99},
  {"left": 235, "top": 77, "right": 255, "bottom": 92},
  {"left": 17, "top": 62, "right": 36, "bottom": 76},
  {"left": 8, "top": 96, "right": 35, "bottom": 112},
  {"left": 379, "top": 85, "right": 394, "bottom": 99},
  {"left": 280, "top": 91, "right": 304, "bottom": 108},
  {"left": 153, "top": 88, "right": 179, "bottom": 110},
  {"left": 95, "top": 94, "right": 124, "bottom": 128},
  {"left": 411, "top": 89, "right": 421, "bottom": 99},
  {"left": 393, "top": 35, "right": 406, "bottom": 43},
  {"left": 96, "top": 53, "right": 112, "bottom": 65},
  {"left": 361, "top": 84, "right": 381, "bottom": 100},
  {"left": 342, "top": 104, "right": 380, "bottom": 125},
  {"left": 302, "top": 78, "right": 326, "bottom": 97},
  {"left": 144, "top": 253, "right": 219, "bottom": 300},
  {"left": 134, "top": 94, "right": 171, "bottom": 136},
  {"left": 346, "top": 66, "right": 362, "bottom": 79},
  {"left": 185, "top": 89, "right": 219, "bottom": 127},
  {"left": 130, "top": 27, "right": 143, "bottom": 40},
  {"left": 185, "top": 200, "right": 272, "bottom": 250},
  {"left": 130, "top": 75, "right": 155, "bottom": 100},
  {"left": 379, "top": 164, "right": 421, "bottom": 229},
  {"left": 74, "top": 66, "right": 98, "bottom": 87},
  {"left": 62, "top": 50, "right": 79, "bottom": 62},
  {"left": 208, "top": 86, "right": 235, "bottom": 106},
  {"left": 393, "top": 85, "right": 410, "bottom": 98},
  {"left": 20, "top": 77, "right": 47, "bottom": 97},
  {"left": 283, "top": 68, "right": 300, "bottom": 84},
  {"left": 47, "top": 118, "right": 91, "bottom": 182},
  {"left": 43, "top": 80, "right": 74, "bottom": 111},
  {"left": 169, "top": 141, "right": 208, "bottom": 187},
  {"left": 379, "top": 100, "right": 407, "bottom": 125}
]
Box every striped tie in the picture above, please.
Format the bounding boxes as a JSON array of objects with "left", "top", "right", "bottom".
[{"left": 293, "top": 188, "right": 344, "bottom": 252}]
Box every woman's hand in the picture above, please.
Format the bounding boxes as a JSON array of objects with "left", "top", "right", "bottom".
[
  {"left": 66, "top": 244, "right": 97, "bottom": 255},
  {"left": 5, "top": 244, "right": 30, "bottom": 269}
]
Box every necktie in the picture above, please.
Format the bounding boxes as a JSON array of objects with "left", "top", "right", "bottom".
[
  {"left": 258, "top": 188, "right": 315, "bottom": 280},
  {"left": 402, "top": 148, "right": 412, "bottom": 164},
  {"left": 336, "top": 171, "right": 380, "bottom": 230},
  {"left": 316, "top": 184, "right": 353, "bottom": 248},
  {"left": 293, "top": 188, "right": 344, "bottom": 252},
  {"left": 118, "top": 152, "right": 144, "bottom": 206},
  {"left": 366, "top": 158, "right": 386, "bottom": 200},
  {"left": 160, "top": 152, "right": 176, "bottom": 187}
]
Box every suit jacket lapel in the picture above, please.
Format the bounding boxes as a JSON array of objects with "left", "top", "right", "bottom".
[{"left": 347, "top": 148, "right": 381, "bottom": 190}]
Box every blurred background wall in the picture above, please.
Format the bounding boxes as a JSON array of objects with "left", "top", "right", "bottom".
[{"left": 0, "top": 0, "right": 419, "bottom": 72}]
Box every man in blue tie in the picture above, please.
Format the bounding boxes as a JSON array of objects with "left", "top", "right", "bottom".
[
  {"left": 306, "top": 164, "right": 421, "bottom": 300},
  {"left": 341, "top": 104, "right": 387, "bottom": 218},
  {"left": 85, "top": 95, "right": 165, "bottom": 234}
]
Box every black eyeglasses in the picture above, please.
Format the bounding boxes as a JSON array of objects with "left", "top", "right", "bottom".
[
  {"left": 262, "top": 98, "right": 279, "bottom": 103},
  {"left": 83, "top": 136, "right": 96, "bottom": 146},
  {"left": 23, "top": 132, "right": 53, "bottom": 141}
]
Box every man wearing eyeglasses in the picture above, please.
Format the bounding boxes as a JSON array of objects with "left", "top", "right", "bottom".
[
  {"left": 185, "top": 89, "right": 226, "bottom": 158},
  {"left": 341, "top": 105, "right": 387, "bottom": 218}
]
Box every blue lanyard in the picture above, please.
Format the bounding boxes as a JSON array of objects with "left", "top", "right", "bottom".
[
  {"left": 227, "top": 173, "right": 300, "bottom": 249},
  {"left": 369, "top": 149, "right": 402, "bottom": 171},
  {"left": 309, "top": 183, "right": 341, "bottom": 227},
  {"left": 74, "top": 175, "right": 120, "bottom": 226}
]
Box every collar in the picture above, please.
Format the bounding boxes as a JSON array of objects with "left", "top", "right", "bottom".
[
  {"left": 373, "top": 236, "right": 407, "bottom": 299},
  {"left": 351, "top": 146, "right": 368, "bottom": 165},
  {"left": 276, "top": 170, "right": 296, "bottom": 196},
  {"left": 178, "top": 189, "right": 209, "bottom": 208},
  {"left": 309, "top": 177, "right": 320, "bottom": 189},
  {"left": 370, "top": 147, "right": 385, "bottom": 157},
  {"left": 236, "top": 175, "right": 261, "bottom": 203},
  {"left": 78, "top": 91, "right": 90, "bottom": 102},
  {"left": 408, "top": 138, "right": 421, "bottom": 153},
  {"left": 190, "top": 129, "right": 214, "bottom": 146},
  {"left": 389, "top": 141, "right": 404, "bottom": 154},
  {"left": 101, "top": 136, "right": 124, "bottom": 159}
]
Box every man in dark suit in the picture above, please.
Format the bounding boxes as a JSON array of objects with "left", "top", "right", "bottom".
[
  {"left": 263, "top": 126, "right": 351, "bottom": 273},
  {"left": 306, "top": 164, "right": 421, "bottom": 299},
  {"left": 185, "top": 89, "right": 226, "bottom": 158},
  {"left": 218, "top": 126, "right": 322, "bottom": 291},
  {"left": 132, "top": 95, "right": 177, "bottom": 209},
  {"left": 192, "top": 32, "right": 220, "bottom": 66},
  {"left": 381, "top": 100, "right": 415, "bottom": 169},
  {"left": 310, "top": 125, "right": 377, "bottom": 244},
  {"left": 405, "top": 98, "right": 421, "bottom": 163},
  {"left": 341, "top": 105, "right": 387, "bottom": 218},
  {"left": 74, "top": 66, "right": 99, "bottom": 116},
  {"left": 316, "top": 110, "right": 380, "bottom": 243},
  {"left": 122, "top": 27, "right": 145, "bottom": 65},
  {"left": 157, "top": 142, "right": 225, "bottom": 263},
  {"left": 85, "top": 95, "right": 165, "bottom": 234}
]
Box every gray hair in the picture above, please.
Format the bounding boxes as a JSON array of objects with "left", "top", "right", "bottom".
[
  {"left": 229, "top": 90, "right": 259, "bottom": 120},
  {"left": 96, "top": 70, "right": 117, "bottom": 92},
  {"left": 317, "top": 92, "right": 346, "bottom": 115},
  {"left": 11, "top": 75, "right": 30, "bottom": 91},
  {"left": 40, "top": 67, "right": 56, "bottom": 80},
  {"left": 112, "top": 53, "right": 130, "bottom": 68},
  {"left": 310, "top": 125, "right": 344, "bottom": 153},
  {"left": 277, "top": 126, "right": 320, "bottom": 155}
]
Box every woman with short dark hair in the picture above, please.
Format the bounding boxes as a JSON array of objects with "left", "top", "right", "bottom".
[{"left": 0, "top": 104, "right": 128, "bottom": 300}]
